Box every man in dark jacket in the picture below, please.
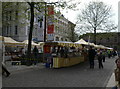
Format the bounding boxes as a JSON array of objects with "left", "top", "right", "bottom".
[
  {"left": 33, "top": 46, "right": 38, "bottom": 65},
  {"left": 88, "top": 46, "right": 96, "bottom": 69}
]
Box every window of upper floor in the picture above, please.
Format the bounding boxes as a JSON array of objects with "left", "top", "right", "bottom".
[
  {"left": 114, "top": 37, "right": 117, "bottom": 42},
  {"left": 107, "top": 38, "right": 110, "bottom": 42},
  {"left": 15, "top": 11, "right": 18, "bottom": 20},
  {"left": 15, "top": 25, "right": 18, "bottom": 35}
]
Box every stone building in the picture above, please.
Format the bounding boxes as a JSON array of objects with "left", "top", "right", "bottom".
[
  {"left": 79, "top": 32, "right": 120, "bottom": 50},
  {"left": 2, "top": 2, "right": 76, "bottom": 42},
  {"left": 2, "top": 2, "right": 45, "bottom": 42},
  {"left": 54, "top": 14, "right": 71, "bottom": 41},
  {"left": 68, "top": 21, "right": 76, "bottom": 42}
]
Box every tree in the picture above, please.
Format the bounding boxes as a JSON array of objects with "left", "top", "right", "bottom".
[
  {"left": 26, "top": 0, "right": 80, "bottom": 58},
  {"left": 76, "top": 1, "right": 117, "bottom": 44},
  {"left": 2, "top": 1, "right": 80, "bottom": 60},
  {"left": 27, "top": 2, "right": 34, "bottom": 59}
]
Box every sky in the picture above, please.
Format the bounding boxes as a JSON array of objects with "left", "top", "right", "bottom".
[{"left": 61, "top": 0, "right": 119, "bottom": 25}]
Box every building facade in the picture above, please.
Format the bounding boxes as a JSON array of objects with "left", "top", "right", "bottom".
[
  {"left": 2, "top": 2, "right": 75, "bottom": 42},
  {"left": 80, "top": 32, "right": 120, "bottom": 50},
  {"left": 68, "top": 21, "right": 76, "bottom": 42},
  {"left": 2, "top": 2, "right": 45, "bottom": 42},
  {"left": 54, "top": 14, "right": 69, "bottom": 41}
]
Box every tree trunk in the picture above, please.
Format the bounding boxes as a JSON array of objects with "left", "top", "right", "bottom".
[
  {"left": 27, "top": 2, "right": 34, "bottom": 59},
  {"left": 94, "top": 28, "right": 96, "bottom": 44}
]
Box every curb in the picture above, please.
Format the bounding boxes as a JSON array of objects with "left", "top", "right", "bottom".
[{"left": 106, "top": 73, "right": 116, "bottom": 87}]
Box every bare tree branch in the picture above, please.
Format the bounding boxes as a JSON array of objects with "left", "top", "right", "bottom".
[{"left": 76, "top": 1, "right": 117, "bottom": 43}]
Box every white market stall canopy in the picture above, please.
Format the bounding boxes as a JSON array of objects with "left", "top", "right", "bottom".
[
  {"left": 44, "top": 41, "right": 82, "bottom": 48},
  {"left": 94, "top": 44, "right": 113, "bottom": 50},
  {"left": 75, "top": 38, "right": 114, "bottom": 50},
  {"left": 38, "top": 42, "right": 44, "bottom": 47},
  {"left": 89, "top": 43, "right": 95, "bottom": 46},
  {"left": 0, "top": 36, "right": 40, "bottom": 47},
  {"left": 0, "top": 36, "right": 24, "bottom": 46},
  {"left": 94, "top": 45, "right": 106, "bottom": 49},
  {"left": 4, "top": 37, "right": 22, "bottom": 45},
  {"left": 106, "top": 47, "right": 113, "bottom": 50},
  {"left": 75, "top": 39, "right": 88, "bottom": 45},
  {"left": 22, "top": 40, "right": 39, "bottom": 46}
]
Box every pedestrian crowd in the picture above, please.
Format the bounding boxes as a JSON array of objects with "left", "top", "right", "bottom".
[
  {"left": 88, "top": 46, "right": 118, "bottom": 69},
  {"left": 2, "top": 45, "right": 119, "bottom": 81}
]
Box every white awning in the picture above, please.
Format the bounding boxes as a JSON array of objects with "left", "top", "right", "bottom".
[
  {"left": 75, "top": 39, "right": 88, "bottom": 45},
  {"left": 0, "top": 36, "right": 23, "bottom": 46},
  {"left": 22, "top": 40, "right": 39, "bottom": 46}
]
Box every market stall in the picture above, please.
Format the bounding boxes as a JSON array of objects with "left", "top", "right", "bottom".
[
  {"left": 43, "top": 41, "right": 85, "bottom": 68},
  {"left": 0, "top": 36, "right": 25, "bottom": 62}
]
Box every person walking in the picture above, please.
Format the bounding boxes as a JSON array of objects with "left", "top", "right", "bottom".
[
  {"left": 102, "top": 50, "right": 106, "bottom": 62},
  {"left": 60, "top": 47, "right": 64, "bottom": 57},
  {"left": 97, "top": 51, "right": 103, "bottom": 69},
  {"left": 107, "top": 50, "right": 111, "bottom": 58},
  {"left": 33, "top": 46, "right": 39, "bottom": 65},
  {"left": 2, "top": 62, "right": 10, "bottom": 77},
  {"left": 88, "top": 46, "right": 96, "bottom": 69}
]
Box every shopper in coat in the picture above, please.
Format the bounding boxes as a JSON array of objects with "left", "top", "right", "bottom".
[
  {"left": 33, "top": 46, "right": 39, "bottom": 65},
  {"left": 88, "top": 46, "right": 96, "bottom": 69}
]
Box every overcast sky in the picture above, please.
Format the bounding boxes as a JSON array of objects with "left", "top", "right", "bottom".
[{"left": 61, "top": 0, "right": 119, "bottom": 25}]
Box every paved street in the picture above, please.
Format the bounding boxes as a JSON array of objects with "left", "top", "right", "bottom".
[{"left": 2, "top": 57, "right": 116, "bottom": 87}]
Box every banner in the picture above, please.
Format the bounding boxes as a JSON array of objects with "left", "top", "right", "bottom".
[
  {"left": 48, "top": 5, "right": 54, "bottom": 15},
  {"left": 47, "top": 25, "right": 54, "bottom": 34},
  {"left": 47, "top": 5, "right": 54, "bottom": 41}
]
